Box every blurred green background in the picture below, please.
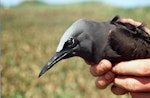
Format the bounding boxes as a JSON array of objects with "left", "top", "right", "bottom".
[{"left": 1, "top": 1, "right": 150, "bottom": 98}]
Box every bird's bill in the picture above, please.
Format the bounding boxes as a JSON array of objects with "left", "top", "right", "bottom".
[{"left": 38, "top": 50, "right": 70, "bottom": 77}]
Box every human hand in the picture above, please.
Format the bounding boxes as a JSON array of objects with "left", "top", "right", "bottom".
[
  {"left": 111, "top": 18, "right": 150, "bottom": 97},
  {"left": 112, "top": 59, "right": 150, "bottom": 98},
  {"left": 89, "top": 60, "right": 115, "bottom": 89},
  {"left": 89, "top": 18, "right": 150, "bottom": 98},
  {"left": 89, "top": 59, "right": 150, "bottom": 98},
  {"left": 119, "top": 18, "right": 150, "bottom": 35},
  {"left": 89, "top": 60, "right": 128, "bottom": 94}
]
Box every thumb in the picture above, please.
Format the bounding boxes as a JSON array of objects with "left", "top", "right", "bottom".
[{"left": 112, "top": 59, "right": 150, "bottom": 76}]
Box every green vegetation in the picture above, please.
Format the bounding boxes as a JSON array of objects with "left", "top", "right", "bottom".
[{"left": 2, "top": 1, "right": 150, "bottom": 98}]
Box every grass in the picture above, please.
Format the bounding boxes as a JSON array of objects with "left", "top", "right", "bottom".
[{"left": 1, "top": 1, "right": 150, "bottom": 98}]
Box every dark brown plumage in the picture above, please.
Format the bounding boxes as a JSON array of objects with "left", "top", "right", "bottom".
[{"left": 106, "top": 19, "right": 150, "bottom": 63}]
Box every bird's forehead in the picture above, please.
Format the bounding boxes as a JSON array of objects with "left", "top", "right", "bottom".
[
  {"left": 56, "top": 23, "right": 77, "bottom": 52},
  {"left": 56, "top": 18, "right": 90, "bottom": 52}
]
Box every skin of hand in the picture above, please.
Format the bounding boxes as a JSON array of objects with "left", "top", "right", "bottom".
[
  {"left": 89, "top": 59, "right": 150, "bottom": 97},
  {"left": 119, "top": 18, "right": 150, "bottom": 34},
  {"left": 89, "top": 19, "right": 150, "bottom": 98},
  {"left": 113, "top": 19, "right": 150, "bottom": 97}
]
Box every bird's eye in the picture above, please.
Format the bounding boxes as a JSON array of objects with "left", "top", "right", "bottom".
[
  {"left": 64, "top": 38, "right": 78, "bottom": 48},
  {"left": 66, "top": 38, "right": 74, "bottom": 46}
]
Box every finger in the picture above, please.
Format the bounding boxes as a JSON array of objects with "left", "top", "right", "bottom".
[
  {"left": 114, "top": 76, "right": 150, "bottom": 92},
  {"left": 119, "top": 18, "right": 150, "bottom": 35},
  {"left": 90, "top": 59, "right": 112, "bottom": 76},
  {"left": 119, "top": 18, "right": 141, "bottom": 26},
  {"left": 111, "top": 85, "right": 128, "bottom": 95},
  {"left": 144, "top": 27, "right": 150, "bottom": 35},
  {"left": 95, "top": 71, "right": 114, "bottom": 89},
  {"left": 130, "top": 92, "right": 150, "bottom": 98},
  {"left": 112, "top": 59, "right": 150, "bottom": 76}
]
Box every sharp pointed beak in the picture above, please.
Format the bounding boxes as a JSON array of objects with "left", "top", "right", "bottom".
[{"left": 39, "top": 50, "right": 70, "bottom": 77}]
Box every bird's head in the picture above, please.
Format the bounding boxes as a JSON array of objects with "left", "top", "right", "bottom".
[
  {"left": 39, "top": 19, "right": 95, "bottom": 77},
  {"left": 38, "top": 15, "right": 119, "bottom": 77}
]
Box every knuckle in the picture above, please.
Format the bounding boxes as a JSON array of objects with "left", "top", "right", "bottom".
[
  {"left": 90, "top": 63, "right": 108, "bottom": 76},
  {"left": 105, "top": 71, "right": 115, "bottom": 80}
]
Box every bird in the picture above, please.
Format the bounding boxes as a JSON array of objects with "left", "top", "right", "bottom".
[{"left": 39, "top": 16, "right": 150, "bottom": 77}]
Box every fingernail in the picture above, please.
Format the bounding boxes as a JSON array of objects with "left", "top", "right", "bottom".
[{"left": 100, "top": 62, "right": 106, "bottom": 71}]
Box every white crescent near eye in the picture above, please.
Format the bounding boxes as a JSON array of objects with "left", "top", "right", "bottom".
[
  {"left": 56, "top": 23, "right": 76, "bottom": 52},
  {"left": 56, "top": 19, "right": 87, "bottom": 52}
]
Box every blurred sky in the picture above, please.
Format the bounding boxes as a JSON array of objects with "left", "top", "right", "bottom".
[{"left": 1, "top": 0, "right": 150, "bottom": 8}]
